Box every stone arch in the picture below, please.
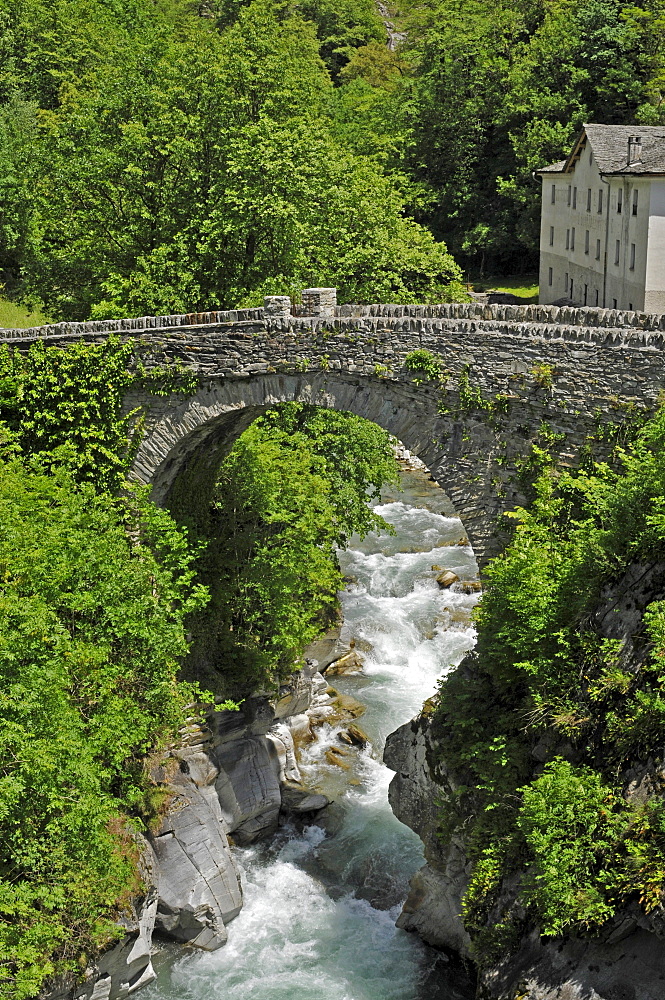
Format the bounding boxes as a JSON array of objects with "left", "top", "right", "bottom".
[{"left": 129, "top": 370, "right": 507, "bottom": 565}]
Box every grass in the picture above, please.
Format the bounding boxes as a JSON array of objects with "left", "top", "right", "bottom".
[
  {"left": 0, "top": 297, "right": 51, "bottom": 329},
  {"left": 471, "top": 274, "right": 539, "bottom": 303}
]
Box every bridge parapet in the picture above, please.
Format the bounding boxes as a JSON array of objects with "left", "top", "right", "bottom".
[
  {"left": 3, "top": 288, "right": 665, "bottom": 567},
  {"left": 3, "top": 290, "right": 665, "bottom": 346}
]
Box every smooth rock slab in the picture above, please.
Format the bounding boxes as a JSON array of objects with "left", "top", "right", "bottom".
[
  {"left": 152, "top": 751, "right": 242, "bottom": 950},
  {"left": 213, "top": 735, "right": 282, "bottom": 845}
]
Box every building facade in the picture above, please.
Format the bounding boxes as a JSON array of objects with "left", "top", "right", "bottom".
[{"left": 537, "top": 124, "right": 665, "bottom": 312}]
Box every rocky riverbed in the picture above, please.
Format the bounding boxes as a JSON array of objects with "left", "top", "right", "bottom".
[{"left": 61, "top": 463, "right": 482, "bottom": 1000}]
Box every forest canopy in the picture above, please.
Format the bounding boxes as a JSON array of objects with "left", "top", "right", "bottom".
[
  {"left": 0, "top": 0, "right": 463, "bottom": 318},
  {"left": 1, "top": 0, "right": 662, "bottom": 313}
]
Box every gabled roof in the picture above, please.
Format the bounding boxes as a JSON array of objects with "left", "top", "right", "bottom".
[
  {"left": 536, "top": 124, "right": 665, "bottom": 176},
  {"left": 538, "top": 159, "right": 567, "bottom": 173}
]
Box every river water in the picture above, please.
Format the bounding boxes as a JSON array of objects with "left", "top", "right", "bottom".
[{"left": 146, "top": 468, "right": 478, "bottom": 1000}]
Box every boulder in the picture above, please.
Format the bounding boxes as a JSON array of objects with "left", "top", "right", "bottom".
[
  {"left": 384, "top": 712, "right": 471, "bottom": 956},
  {"left": 280, "top": 782, "right": 330, "bottom": 814},
  {"left": 302, "top": 622, "right": 345, "bottom": 671},
  {"left": 325, "top": 746, "right": 352, "bottom": 769},
  {"left": 338, "top": 723, "right": 369, "bottom": 748},
  {"left": 266, "top": 723, "right": 301, "bottom": 783},
  {"left": 327, "top": 690, "right": 367, "bottom": 723},
  {"left": 212, "top": 736, "right": 282, "bottom": 845},
  {"left": 436, "top": 571, "right": 459, "bottom": 589},
  {"left": 151, "top": 749, "right": 242, "bottom": 950},
  {"left": 326, "top": 649, "right": 364, "bottom": 675}
]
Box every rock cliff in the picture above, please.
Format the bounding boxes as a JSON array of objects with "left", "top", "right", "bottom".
[
  {"left": 384, "top": 566, "right": 665, "bottom": 1000},
  {"left": 51, "top": 660, "right": 337, "bottom": 1000}
]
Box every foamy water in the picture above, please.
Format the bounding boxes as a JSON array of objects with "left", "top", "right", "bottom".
[{"left": 146, "top": 471, "right": 478, "bottom": 1000}]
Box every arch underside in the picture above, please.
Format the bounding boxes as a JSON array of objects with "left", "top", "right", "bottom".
[{"left": 130, "top": 372, "right": 524, "bottom": 567}]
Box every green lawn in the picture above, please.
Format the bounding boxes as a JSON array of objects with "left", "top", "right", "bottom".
[
  {"left": 471, "top": 274, "right": 539, "bottom": 303},
  {"left": 0, "top": 297, "right": 51, "bottom": 329}
]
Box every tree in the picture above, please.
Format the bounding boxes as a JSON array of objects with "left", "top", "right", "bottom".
[
  {"left": 185, "top": 405, "right": 399, "bottom": 696},
  {"left": 0, "top": 459, "right": 207, "bottom": 999}
]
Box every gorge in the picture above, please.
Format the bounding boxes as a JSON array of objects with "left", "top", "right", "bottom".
[
  {"left": 143, "top": 464, "right": 479, "bottom": 1000},
  {"left": 5, "top": 298, "right": 665, "bottom": 1000}
]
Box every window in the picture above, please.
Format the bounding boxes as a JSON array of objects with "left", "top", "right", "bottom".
[
  {"left": 615, "top": 239, "right": 620, "bottom": 265},
  {"left": 549, "top": 225, "right": 554, "bottom": 246},
  {"left": 632, "top": 189, "right": 638, "bottom": 216},
  {"left": 573, "top": 186, "right": 577, "bottom": 209},
  {"left": 613, "top": 298, "right": 618, "bottom": 309},
  {"left": 551, "top": 184, "right": 556, "bottom": 204},
  {"left": 565, "top": 272, "right": 569, "bottom": 292},
  {"left": 590, "top": 150, "right": 593, "bottom": 165},
  {"left": 629, "top": 302, "right": 633, "bottom": 311},
  {"left": 566, "top": 229, "right": 570, "bottom": 250},
  {"left": 571, "top": 227, "right": 575, "bottom": 250},
  {"left": 570, "top": 279, "right": 574, "bottom": 299},
  {"left": 630, "top": 243, "right": 636, "bottom": 270},
  {"left": 548, "top": 267, "right": 553, "bottom": 286},
  {"left": 568, "top": 185, "right": 572, "bottom": 206},
  {"left": 596, "top": 238, "right": 601, "bottom": 260},
  {"left": 617, "top": 188, "right": 623, "bottom": 214},
  {"left": 595, "top": 289, "right": 599, "bottom": 306},
  {"left": 584, "top": 284, "right": 588, "bottom": 305},
  {"left": 585, "top": 230, "right": 590, "bottom": 254},
  {"left": 598, "top": 189, "right": 603, "bottom": 214},
  {"left": 587, "top": 188, "right": 592, "bottom": 211}
]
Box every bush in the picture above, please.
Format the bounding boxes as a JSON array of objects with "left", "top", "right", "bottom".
[
  {"left": 0, "top": 461, "right": 207, "bottom": 998},
  {"left": 435, "top": 404, "right": 665, "bottom": 956}
]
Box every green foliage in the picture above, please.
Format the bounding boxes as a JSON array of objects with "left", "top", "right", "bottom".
[
  {"left": 397, "top": 0, "right": 653, "bottom": 271},
  {"left": 403, "top": 348, "right": 447, "bottom": 385},
  {"left": 517, "top": 761, "right": 621, "bottom": 933},
  {"left": 0, "top": 0, "right": 660, "bottom": 301},
  {"left": 532, "top": 364, "right": 555, "bottom": 390},
  {"left": 0, "top": 460, "right": 207, "bottom": 998},
  {"left": 457, "top": 365, "right": 491, "bottom": 412},
  {"left": 435, "top": 404, "right": 665, "bottom": 962},
  {"left": 186, "top": 404, "right": 399, "bottom": 696},
  {"left": 0, "top": 339, "right": 138, "bottom": 490},
  {"left": 0, "top": 0, "right": 463, "bottom": 318},
  {"left": 0, "top": 339, "right": 198, "bottom": 491}
]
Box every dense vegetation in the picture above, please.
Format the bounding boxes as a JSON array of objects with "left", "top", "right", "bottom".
[
  {"left": 0, "top": 0, "right": 463, "bottom": 318},
  {"left": 186, "top": 404, "right": 399, "bottom": 697},
  {"left": 2, "top": 0, "right": 665, "bottom": 991},
  {"left": 435, "top": 407, "right": 665, "bottom": 963},
  {"left": 1, "top": 0, "right": 663, "bottom": 313},
  {"left": 398, "top": 0, "right": 665, "bottom": 270},
  {"left": 0, "top": 339, "right": 398, "bottom": 998}
]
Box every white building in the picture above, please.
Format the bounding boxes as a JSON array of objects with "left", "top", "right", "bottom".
[{"left": 536, "top": 124, "right": 665, "bottom": 312}]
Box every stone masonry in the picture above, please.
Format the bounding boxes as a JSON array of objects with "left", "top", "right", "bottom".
[{"left": 3, "top": 289, "right": 665, "bottom": 565}]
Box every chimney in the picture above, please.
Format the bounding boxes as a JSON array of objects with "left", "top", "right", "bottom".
[{"left": 627, "top": 135, "right": 642, "bottom": 165}]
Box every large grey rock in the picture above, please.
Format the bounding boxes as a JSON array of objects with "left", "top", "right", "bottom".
[
  {"left": 484, "top": 922, "right": 665, "bottom": 1000},
  {"left": 384, "top": 709, "right": 471, "bottom": 955},
  {"left": 151, "top": 749, "right": 242, "bottom": 950},
  {"left": 266, "top": 723, "right": 301, "bottom": 783},
  {"left": 273, "top": 661, "right": 321, "bottom": 719},
  {"left": 213, "top": 735, "right": 282, "bottom": 844},
  {"left": 303, "top": 624, "right": 345, "bottom": 671},
  {"left": 208, "top": 669, "right": 331, "bottom": 844},
  {"left": 396, "top": 862, "right": 470, "bottom": 955}
]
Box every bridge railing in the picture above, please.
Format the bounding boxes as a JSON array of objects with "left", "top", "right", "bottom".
[{"left": 3, "top": 287, "right": 665, "bottom": 342}]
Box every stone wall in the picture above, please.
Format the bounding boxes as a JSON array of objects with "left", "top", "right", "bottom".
[{"left": 3, "top": 292, "right": 665, "bottom": 565}]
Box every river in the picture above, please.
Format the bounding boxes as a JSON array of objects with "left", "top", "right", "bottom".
[{"left": 146, "top": 466, "right": 478, "bottom": 1000}]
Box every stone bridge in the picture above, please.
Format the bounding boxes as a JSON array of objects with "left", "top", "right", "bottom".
[{"left": 4, "top": 288, "right": 665, "bottom": 564}]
